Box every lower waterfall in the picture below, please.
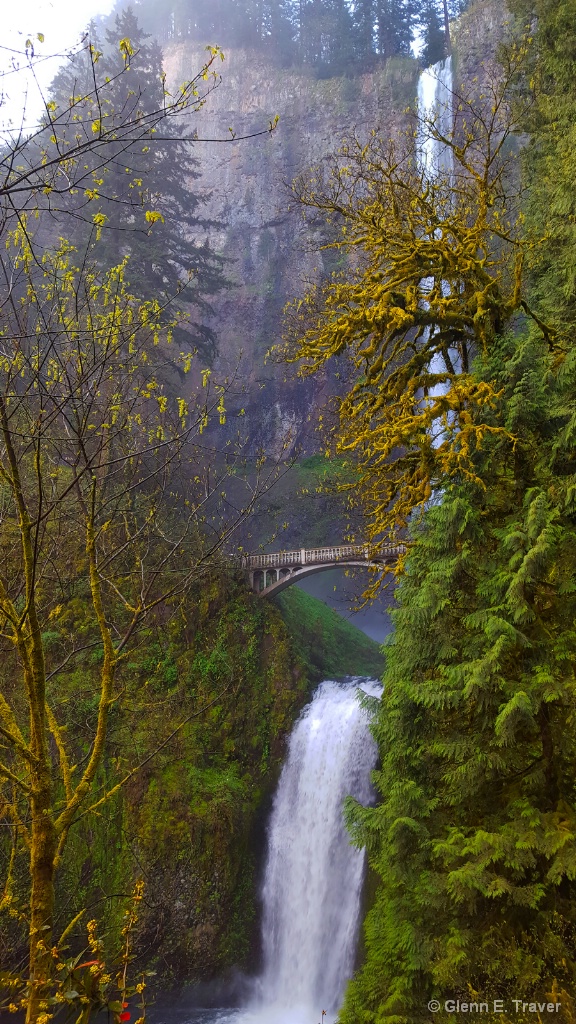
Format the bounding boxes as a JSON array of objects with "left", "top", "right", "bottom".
[
  {"left": 251, "top": 678, "right": 380, "bottom": 1024},
  {"left": 151, "top": 679, "right": 381, "bottom": 1024}
]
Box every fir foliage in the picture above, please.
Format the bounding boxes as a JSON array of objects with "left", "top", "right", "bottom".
[
  {"left": 47, "top": 9, "right": 224, "bottom": 359},
  {"left": 333, "top": 2, "right": 576, "bottom": 1017},
  {"left": 341, "top": 334, "right": 576, "bottom": 1022}
]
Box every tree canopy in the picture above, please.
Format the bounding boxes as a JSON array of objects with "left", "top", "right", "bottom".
[
  {"left": 279, "top": 56, "right": 543, "bottom": 586},
  {"left": 46, "top": 9, "right": 225, "bottom": 360},
  {"left": 119, "top": 0, "right": 469, "bottom": 75}
]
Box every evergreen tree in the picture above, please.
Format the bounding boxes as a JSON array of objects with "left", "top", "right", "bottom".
[
  {"left": 239, "top": 0, "right": 298, "bottom": 58},
  {"left": 48, "top": 8, "right": 224, "bottom": 359},
  {"left": 341, "top": 331, "right": 576, "bottom": 1022},
  {"left": 374, "top": 0, "right": 415, "bottom": 58},
  {"left": 267, "top": 0, "right": 299, "bottom": 64},
  {"left": 419, "top": 0, "right": 446, "bottom": 65},
  {"left": 352, "top": 0, "right": 377, "bottom": 63},
  {"left": 300, "top": 0, "right": 356, "bottom": 74}
]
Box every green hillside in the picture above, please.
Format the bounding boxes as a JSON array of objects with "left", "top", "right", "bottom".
[{"left": 274, "top": 585, "right": 385, "bottom": 681}]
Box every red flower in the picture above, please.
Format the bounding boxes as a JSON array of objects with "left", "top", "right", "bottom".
[{"left": 119, "top": 1012, "right": 131, "bottom": 1020}]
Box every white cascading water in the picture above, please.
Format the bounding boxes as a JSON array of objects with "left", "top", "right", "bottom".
[
  {"left": 249, "top": 679, "right": 380, "bottom": 1024},
  {"left": 417, "top": 56, "right": 454, "bottom": 181},
  {"left": 416, "top": 56, "right": 455, "bottom": 444}
]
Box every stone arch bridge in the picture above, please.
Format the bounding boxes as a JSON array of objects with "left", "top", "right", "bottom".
[{"left": 241, "top": 543, "right": 405, "bottom": 598}]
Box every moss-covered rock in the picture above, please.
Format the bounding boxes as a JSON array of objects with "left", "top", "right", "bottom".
[{"left": 118, "top": 582, "right": 311, "bottom": 985}]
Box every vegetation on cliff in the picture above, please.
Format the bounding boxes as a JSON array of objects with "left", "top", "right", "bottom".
[
  {"left": 0, "top": 571, "right": 380, "bottom": 993},
  {"left": 274, "top": 586, "right": 384, "bottom": 680},
  {"left": 127, "top": 0, "right": 467, "bottom": 76},
  {"left": 45, "top": 580, "right": 314, "bottom": 988}
]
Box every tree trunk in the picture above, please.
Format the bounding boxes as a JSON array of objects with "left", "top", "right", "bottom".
[
  {"left": 26, "top": 779, "right": 57, "bottom": 1024},
  {"left": 538, "top": 702, "right": 559, "bottom": 810}
]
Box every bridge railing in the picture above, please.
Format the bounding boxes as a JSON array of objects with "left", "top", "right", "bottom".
[
  {"left": 242, "top": 549, "right": 302, "bottom": 569},
  {"left": 303, "top": 545, "right": 365, "bottom": 563},
  {"left": 242, "top": 543, "right": 405, "bottom": 570}
]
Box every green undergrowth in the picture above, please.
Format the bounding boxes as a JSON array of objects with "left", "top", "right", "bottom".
[
  {"left": 274, "top": 585, "right": 384, "bottom": 680},
  {"left": 1, "top": 577, "right": 312, "bottom": 988},
  {"left": 1, "top": 570, "right": 384, "bottom": 991}
]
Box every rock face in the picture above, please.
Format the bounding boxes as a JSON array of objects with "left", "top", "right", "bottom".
[
  {"left": 163, "top": 0, "right": 509, "bottom": 455},
  {"left": 452, "top": 0, "right": 515, "bottom": 84},
  {"left": 163, "top": 45, "right": 418, "bottom": 453}
]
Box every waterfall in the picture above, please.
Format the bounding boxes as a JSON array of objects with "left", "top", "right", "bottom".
[
  {"left": 417, "top": 56, "right": 454, "bottom": 180},
  {"left": 250, "top": 679, "right": 380, "bottom": 1024},
  {"left": 416, "top": 56, "right": 455, "bottom": 444}
]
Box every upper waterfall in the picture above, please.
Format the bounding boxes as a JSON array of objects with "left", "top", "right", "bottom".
[
  {"left": 416, "top": 55, "right": 455, "bottom": 440},
  {"left": 417, "top": 56, "right": 454, "bottom": 181}
]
